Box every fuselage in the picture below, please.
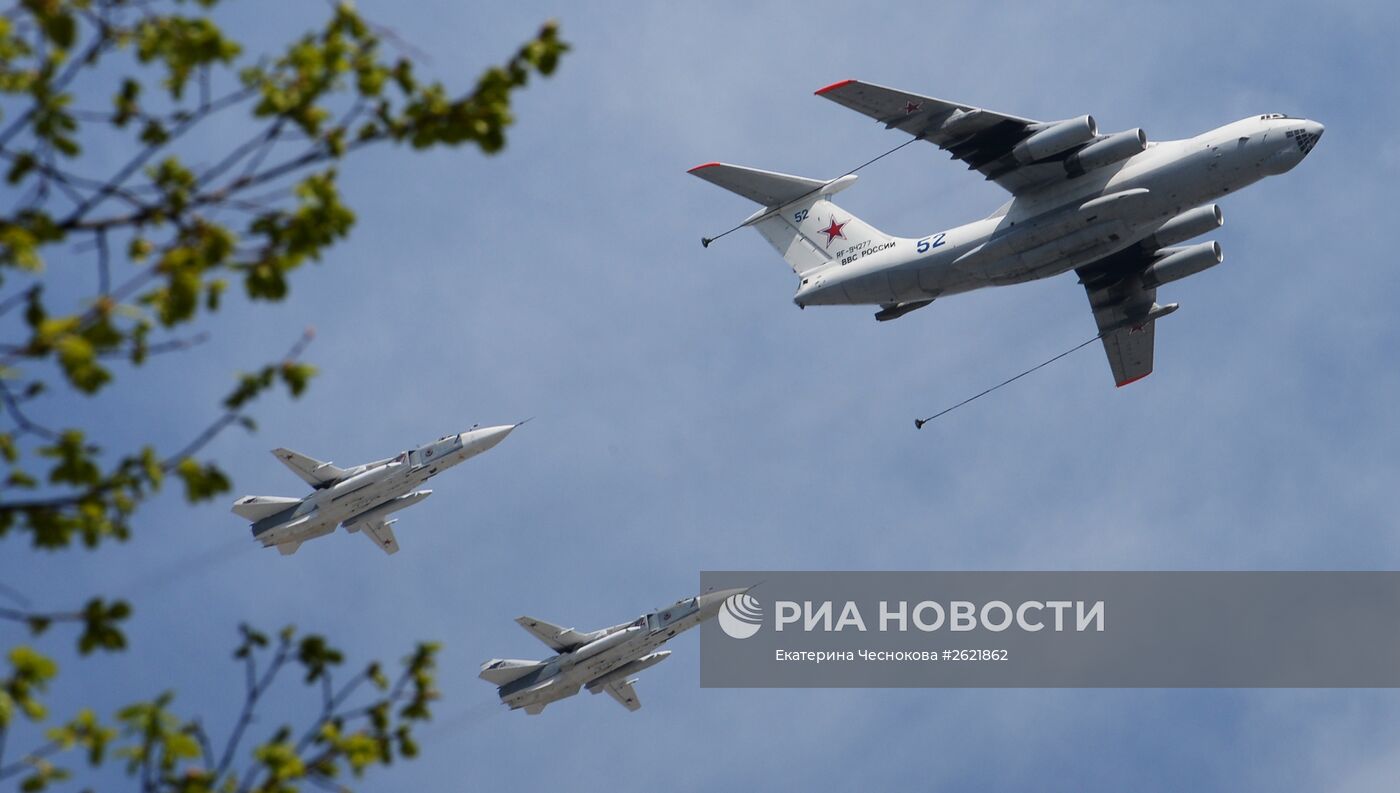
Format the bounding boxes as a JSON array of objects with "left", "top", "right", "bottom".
[
  {"left": 793, "top": 114, "right": 1323, "bottom": 308},
  {"left": 495, "top": 588, "right": 739, "bottom": 712},
  {"left": 250, "top": 424, "right": 516, "bottom": 547}
]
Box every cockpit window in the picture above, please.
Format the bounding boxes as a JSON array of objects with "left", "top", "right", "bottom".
[{"left": 1260, "top": 113, "right": 1293, "bottom": 120}]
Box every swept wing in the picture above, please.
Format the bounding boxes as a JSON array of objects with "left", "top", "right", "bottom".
[
  {"left": 272, "top": 448, "right": 349, "bottom": 489},
  {"left": 815, "top": 79, "right": 1102, "bottom": 194},
  {"left": 515, "top": 617, "right": 598, "bottom": 653}
]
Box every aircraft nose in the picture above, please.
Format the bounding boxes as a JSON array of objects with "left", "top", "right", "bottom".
[
  {"left": 1294, "top": 121, "right": 1323, "bottom": 156},
  {"left": 698, "top": 585, "right": 754, "bottom": 617},
  {"left": 460, "top": 423, "right": 520, "bottom": 453}
]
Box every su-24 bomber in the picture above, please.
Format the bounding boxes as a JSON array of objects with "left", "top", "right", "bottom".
[
  {"left": 230, "top": 423, "right": 522, "bottom": 556},
  {"left": 480, "top": 587, "right": 751, "bottom": 714},
  {"left": 691, "top": 80, "right": 1323, "bottom": 387}
]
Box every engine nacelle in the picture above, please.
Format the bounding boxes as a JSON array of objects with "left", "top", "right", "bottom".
[
  {"left": 1144, "top": 205, "right": 1223, "bottom": 249},
  {"left": 1065, "top": 128, "right": 1147, "bottom": 175},
  {"left": 1012, "top": 115, "right": 1097, "bottom": 163},
  {"left": 567, "top": 626, "right": 641, "bottom": 665},
  {"left": 324, "top": 462, "right": 398, "bottom": 498},
  {"left": 1141, "top": 241, "right": 1223, "bottom": 289}
]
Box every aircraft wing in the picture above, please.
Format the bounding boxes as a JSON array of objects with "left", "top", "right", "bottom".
[
  {"left": 272, "top": 448, "right": 349, "bottom": 489},
  {"left": 1079, "top": 269, "right": 1159, "bottom": 388},
  {"left": 357, "top": 518, "right": 400, "bottom": 555},
  {"left": 1075, "top": 242, "right": 1196, "bottom": 387},
  {"left": 1092, "top": 302, "right": 1157, "bottom": 388},
  {"left": 515, "top": 617, "right": 595, "bottom": 653},
  {"left": 815, "top": 80, "right": 1095, "bottom": 194},
  {"left": 603, "top": 679, "right": 641, "bottom": 712}
]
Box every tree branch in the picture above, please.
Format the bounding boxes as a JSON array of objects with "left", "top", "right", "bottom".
[
  {"left": 0, "top": 379, "right": 61, "bottom": 441},
  {"left": 0, "top": 328, "right": 313, "bottom": 512},
  {"left": 58, "top": 86, "right": 258, "bottom": 230},
  {"left": 217, "top": 632, "right": 291, "bottom": 777}
]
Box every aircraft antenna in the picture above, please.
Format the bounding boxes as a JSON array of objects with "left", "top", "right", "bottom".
[{"left": 700, "top": 137, "right": 921, "bottom": 248}]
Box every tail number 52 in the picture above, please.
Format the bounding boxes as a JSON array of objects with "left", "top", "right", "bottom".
[{"left": 916, "top": 233, "right": 946, "bottom": 254}]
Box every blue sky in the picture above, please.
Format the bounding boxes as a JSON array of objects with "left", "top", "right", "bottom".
[{"left": 8, "top": 0, "right": 1400, "bottom": 790}]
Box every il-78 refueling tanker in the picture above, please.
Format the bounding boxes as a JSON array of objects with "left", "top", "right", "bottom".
[{"left": 691, "top": 80, "right": 1323, "bottom": 387}]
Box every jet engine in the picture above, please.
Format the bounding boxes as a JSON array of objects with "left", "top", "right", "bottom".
[
  {"left": 1141, "top": 241, "right": 1223, "bottom": 289},
  {"left": 567, "top": 626, "right": 642, "bottom": 665},
  {"left": 1065, "top": 128, "right": 1147, "bottom": 175},
  {"left": 1143, "top": 204, "right": 1223, "bottom": 249},
  {"left": 1012, "top": 115, "right": 1098, "bottom": 163}
]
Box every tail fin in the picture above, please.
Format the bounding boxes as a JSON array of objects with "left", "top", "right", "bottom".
[{"left": 688, "top": 163, "right": 892, "bottom": 276}]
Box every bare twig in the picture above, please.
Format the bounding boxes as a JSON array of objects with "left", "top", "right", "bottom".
[
  {"left": 217, "top": 632, "right": 291, "bottom": 777},
  {"left": 0, "top": 286, "right": 39, "bottom": 319},
  {"left": 95, "top": 228, "right": 111, "bottom": 295},
  {"left": 59, "top": 86, "right": 258, "bottom": 230},
  {"left": 0, "top": 737, "right": 65, "bottom": 782},
  {"left": 0, "top": 380, "right": 61, "bottom": 441}
]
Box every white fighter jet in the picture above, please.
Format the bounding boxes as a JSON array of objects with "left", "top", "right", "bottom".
[
  {"left": 230, "top": 424, "right": 521, "bottom": 556},
  {"left": 480, "top": 587, "right": 750, "bottom": 714},
  {"left": 691, "top": 80, "right": 1324, "bottom": 386}
]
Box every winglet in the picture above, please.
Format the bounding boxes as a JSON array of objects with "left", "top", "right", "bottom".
[{"left": 814, "top": 79, "right": 856, "bottom": 95}]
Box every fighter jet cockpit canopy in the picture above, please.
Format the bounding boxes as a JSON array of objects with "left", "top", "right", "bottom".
[
  {"left": 412, "top": 433, "right": 464, "bottom": 467},
  {"left": 648, "top": 597, "right": 699, "bottom": 631}
]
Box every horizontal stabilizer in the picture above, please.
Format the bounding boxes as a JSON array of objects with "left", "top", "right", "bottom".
[
  {"left": 356, "top": 519, "right": 400, "bottom": 555},
  {"left": 232, "top": 495, "right": 300, "bottom": 522},
  {"left": 690, "top": 162, "right": 889, "bottom": 277},
  {"left": 479, "top": 659, "right": 545, "bottom": 686},
  {"left": 688, "top": 162, "right": 835, "bottom": 208},
  {"left": 604, "top": 679, "right": 641, "bottom": 712}
]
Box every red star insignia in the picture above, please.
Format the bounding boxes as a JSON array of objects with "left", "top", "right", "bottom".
[
  {"left": 818, "top": 217, "right": 848, "bottom": 248},
  {"left": 903, "top": 101, "right": 922, "bottom": 114}
]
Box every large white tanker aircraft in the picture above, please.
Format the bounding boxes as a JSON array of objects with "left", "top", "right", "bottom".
[{"left": 691, "top": 80, "right": 1323, "bottom": 386}]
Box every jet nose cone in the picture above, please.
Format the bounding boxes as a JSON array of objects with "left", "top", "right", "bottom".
[
  {"left": 460, "top": 423, "right": 520, "bottom": 454},
  {"left": 698, "top": 585, "right": 754, "bottom": 616}
]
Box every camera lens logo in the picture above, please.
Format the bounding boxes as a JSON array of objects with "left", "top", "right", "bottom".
[{"left": 717, "top": 593, "right": 763, "bottom": 639}]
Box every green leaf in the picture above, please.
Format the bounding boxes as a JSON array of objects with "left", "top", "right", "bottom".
[
  {"left": 174, "top": 458, "right": 231, "bottom": 502},
  {"left": 296, "top": 634, "right": 344, "bottom": 682},
  {"left": 22, "top": 0, "right": 76, "bottom": 49},
  {"left": 77, "top": 598, "right": 131, "bottom": 655},
  {"left": 278, "top": 362, "right": 316, "bottom": 397},
  {"left": 55, "top": 334, "right": 112, "bottom": 393}
]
